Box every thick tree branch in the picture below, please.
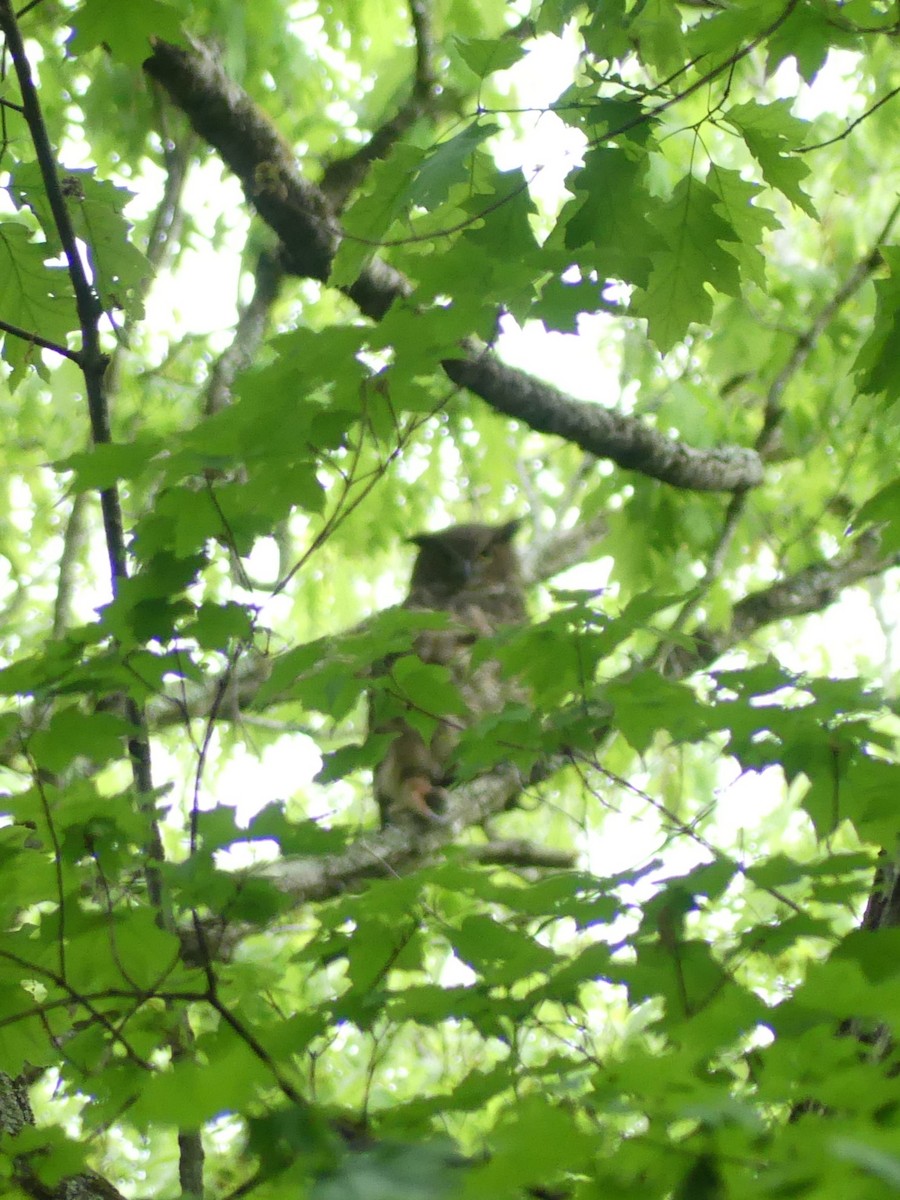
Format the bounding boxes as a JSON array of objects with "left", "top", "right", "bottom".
[
  {"left": 259, "top": 767, "right": 525, "bottom": 901},
  {"left": 143, "top": 37, "right": 409, "bottom": 319},
  {"left": 0, "top": 1072, "right": 128, "bottom": 1200},
  {"left": 443, "top": 352, "right": 764, "bottom": 492},
  {"left": 248, "top": 533, "right": 899, "bottom": 906},
  {"left": 143, "top": 37, "right": 764, "bottom": 493}
]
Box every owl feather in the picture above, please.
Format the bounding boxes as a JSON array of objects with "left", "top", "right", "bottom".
[{"left": 372, "top": 520, "right": 526, "bottom": 828}]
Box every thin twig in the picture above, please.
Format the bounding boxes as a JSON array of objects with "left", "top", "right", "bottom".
[{"left": 0, "top": 315, "right": 80, "bottom": 361}]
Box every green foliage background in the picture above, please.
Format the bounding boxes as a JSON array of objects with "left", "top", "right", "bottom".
[{"left": 0, "top": 0, "right": 899, "bottom": 1197}]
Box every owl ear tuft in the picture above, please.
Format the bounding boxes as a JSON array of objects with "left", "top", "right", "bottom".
[{"left": 494, "top": 518, "right": 523, "bottom": 544}]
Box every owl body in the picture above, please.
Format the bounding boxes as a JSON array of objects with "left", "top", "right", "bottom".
[{"left": 372, "top": 520, "right": 526, "bottom": 827}]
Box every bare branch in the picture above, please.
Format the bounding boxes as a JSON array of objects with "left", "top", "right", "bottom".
[
  {"left": 444, "top": 352, "right": 764, "bottom": 492},
  {"left": 204, "top": 249, "right": 283, "bottom": 416},
  {"left": 145, "top": 89, "right": 195, "bottom": 272},
  {"left": 0, "top": 315, "right": 80, "bottom": 362},
  {"left": 667, "top": 531, "right": 899, "bottom": 678},
  {"left": 321, "top": 0, "right": 438, "bottom": 207},
  {"left": 52, "top": 491, "right": 89, "bottom": 639},
  {"left": 523, "top": 513, "right": 609, "bottom": 584}
]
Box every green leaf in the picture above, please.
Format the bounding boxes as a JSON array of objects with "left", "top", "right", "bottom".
[
  {"left": 856, "top": 479, "right": 900, "bottom": 551},
  {"left": 187, "top": 601, "right": 255, "bottom": 650},
  {"left": 606, "top": 672, "right": 707, "bottom": 753},
  {"left": 454, "top": 36, "right": 523, "bottom": 78},
  {"left": 316, "top": 1138, "right": 460, "bottom": 1200},
  {"left": 559, "top": 146, "right": 661, "bottom": 287},
  {"left": 854, "top": 246, "right": 900, "bottom": 404},
  {"left": 449, "top": 914, "right": 558, "bottom": 985},
  {"left": 407, "top": 122, "right": 500, "bottom": 211},
  {"left": 725, "top": 99, "right": 816, "bottom": 217},
  {"left": 466, "top": 1096, "right": 595, "bottom": 1193},
  {"left": 391, "top": 655, "right": 467, "bottom": 718},
  {"left": 131, "top": 1036, "right": 270, "bottom": 1126},
  {"left": 765, "top": 4, "right": 836, "bottom": 83},
  {"left": 28, "top": 706, "right": 133, "bottom": 773},
  {"left": 629, "top": 0, "right": 687, "bottom": 75},
  {"left": 15, "top": 165, "right": 151, "bottom": 317},
  {"left": 331, "top": 144, "right": 427, "bottom": 286},
  {"left": 0, "top": 222, "right": 77, "bottom": 384},
  {"left": 66, "top": 172, "right": 152, "bottom": 316},
  {"left": 635, "top": 174, "right": 742, "bottom": 351},
  {"left": 707, "top": 164, "right": 781, "bottom": 287},
  {"left": 673, "top": 1155, "right": 723, "bottom": 1200},
  {"left": 56, "top": 437, "right": 162, "bottom": 491},
  {"left": 69, "top": 0, "right": 184, "bottom": 65}
]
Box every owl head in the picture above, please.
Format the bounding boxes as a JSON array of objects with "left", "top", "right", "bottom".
[{"left": 407, "top": 519, "right": 524, "bottom": 617}]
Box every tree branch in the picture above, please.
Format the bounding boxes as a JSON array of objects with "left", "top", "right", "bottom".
[
  {"left": 131, "top": 523, "right": 899, "bottom": 744},
  {"left": 666, "top": 530, "right": 898, "bottom": 678},
  {"left": 258, "top": 767, "right": 525, "bottom": 902},
  {"left": 443, "top": 351, "right": 764, "bottom": 492},
  {"left": 204, "top": 248, "right": 283, "bottom": 416},
  {"left": 0, "top": 1072, "right": 128, "bottom": 1200},
  {"left": 320, "top": 0, "right": 438, "bottom": 207},
  {"left": 52, "top": 491, "right": 89, "bottom": 638},
  {"left": 0, "top": 0, "right": 161, "bottom": 905},
  {"left": 143, "top": 36, "right": 764, "bottom": 493},
  {"left": 662, "top": 201, "right": 900, "bottom": 645},
  {"left": 0, "top": 316, "right": 80, "bottom": 362},
  {"left": 757, "top": 198, "right": 900, "bottom": 457},
  {"left": 147, "top": 35, "right": 412, "bottom": 319}
]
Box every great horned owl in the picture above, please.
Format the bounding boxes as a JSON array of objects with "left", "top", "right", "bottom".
[{"left": 372, "top": 519, "right": 526, "bottom": 827}]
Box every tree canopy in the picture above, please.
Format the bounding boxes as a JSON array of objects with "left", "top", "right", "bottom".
[{"left": 1, "top": 0, "right": 899, "bottom": 1197}]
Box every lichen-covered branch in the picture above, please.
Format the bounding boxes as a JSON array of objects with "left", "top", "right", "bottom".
[
  {"left": 667, "top": 531, "right": 899, "bottom": 678},
  {"left": 143, "top": 37, "right": 409, "bottom": 318},
  {"left": 143, "top": 36, "right": 765, "bottom": 493},
  {"left": 0, "top": 1072, "right": 127, "bottom": 1200},
  {"left": 258, "top": 766, "right": 526, "bottom": 901},
  {"left": 443, "top": 353, "right": 764, "bottom": 492}
]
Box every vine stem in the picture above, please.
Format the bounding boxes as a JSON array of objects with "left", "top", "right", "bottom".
[{"left": 0, "top": 1, "right": 163, "bottom": 905}]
